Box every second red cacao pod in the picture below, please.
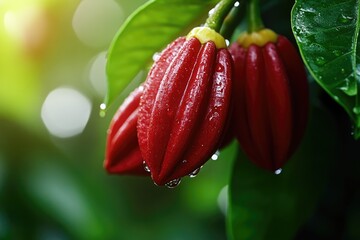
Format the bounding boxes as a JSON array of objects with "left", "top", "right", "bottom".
[
  {"left": 104, "top": 86, "right": 147, "bottom": 175},
  {"left": 229, "top": 29, "right": 309, "bottom": 171}
]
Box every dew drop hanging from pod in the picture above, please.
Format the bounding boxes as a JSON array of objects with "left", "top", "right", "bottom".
[{"left": 228, "top": 0, "right": 309, "bottom": 171}]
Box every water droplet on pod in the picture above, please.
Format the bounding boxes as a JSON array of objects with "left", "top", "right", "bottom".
[
  {"left": 274, "top": 168, "right": 282, "bottom": 175},
  {"left": 152, "top": 52, "right": 161, "bottom": 62},
  {"left": 189, "top": 168, "right": 201, "bottom": 178},
  {"left": 225, "top": 39, "right": 230, "bottom": 46},
  {"left": 143, "top": 161, "right": 150, "bottom": 173},
  {"left": 216, "top": 64, "right": 224, "bottom": 72},
  {"left": 211, "top": 150, "right": 220, "bottom": 161},
  {"left": 165, "top": 178, "right": 181, "bottom": 188}
]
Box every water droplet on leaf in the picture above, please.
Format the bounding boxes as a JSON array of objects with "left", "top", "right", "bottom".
[
  {"left": 300, "top": 7, "right": 316, "bottom": 13},
  {"left": 333, "top": 50, "right": 341, "bottom": 57},
  {"left": 338, "top": 14, "right": 353, "bottom": 24},
  {"left": 353, "top": 106, "right": 360, "bottom": 115},
  {"left": 99, "top": 103, "right": 106, "bottom": 117},
  {"left": 274, "top": 168, "right": 282, "bottom": 175},
  {"left": 315, "top": 56, "right": 326, "bottom": 66},
  {"left": 339, "top": 75, "right": 357, "bottom": 96},
  {"left": 356, "top": 64, "right": 360, "bottom": 77}
]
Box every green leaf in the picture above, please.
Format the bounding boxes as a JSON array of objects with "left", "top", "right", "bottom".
[
  {"left": 291, "top": 0, "right": 360, "bottom": 138},
  {"left": 105, "top": 0, "right": 218, "bottom": 107},
  {"left": 227, "top": 106, "right": 338, "bottom": 240}
]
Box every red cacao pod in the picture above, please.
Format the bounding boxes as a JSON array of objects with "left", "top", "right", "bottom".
[
  {"left": 229, "top": 29, "right": 309, "bottom": 171},
  {"left": 138, "top": 27, "right": 232, "bottom": 186},
  {"left": 104, "top": 86, "right": 146, "bottom": 175}
]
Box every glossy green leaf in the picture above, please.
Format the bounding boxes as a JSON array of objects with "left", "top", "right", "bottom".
[
  {"left": 291, "top": 0, "right": 360, "bottom": 138},
  {"left": 105, "top": 0, "right": 218, "bottom": 106},
  {"left": 227, "top": 106, "right": 338, "bottom": 240}
]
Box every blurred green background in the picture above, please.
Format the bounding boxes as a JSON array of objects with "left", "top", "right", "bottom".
[
  {"left": 0, "top": 0, "right": 236, "bottom": 239},
  {"left": 3, "top": 1, "right": 360, "bottom": 239}
]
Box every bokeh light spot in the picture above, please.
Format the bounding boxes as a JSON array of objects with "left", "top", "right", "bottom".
[
  {"left": 72, "top": 0, "right": 124, "bottom": 48},
  {"left": 3, "top": 7, "right": 52, "bottom": 56},
  {"left": 3, "top": 11, "right": 18, "bottom": 37},
  {"left": 41, "top": 87, "right": 92, "bottom": 138},
  {"left": 217, "top": 185, "right": 228, "bottom": 215},
  {"left": 89, "top": 51, "right": 107, "bottom": 97}
]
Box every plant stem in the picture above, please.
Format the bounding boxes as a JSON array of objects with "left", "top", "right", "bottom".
[
  {"left": 205, "top": 0, "right": 239, "bottom": 32},
  {"left": 246, "top": 0, "right": 264, "bottom": 32},
  {"left": 220, "top": 2, "right": 246, "bottom": 40}
]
